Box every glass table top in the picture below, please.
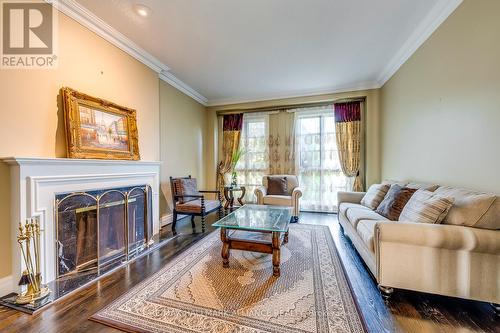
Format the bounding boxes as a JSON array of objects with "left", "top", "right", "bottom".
[{"left": 213, "top": 204, "right": 291, "bottom": 232}]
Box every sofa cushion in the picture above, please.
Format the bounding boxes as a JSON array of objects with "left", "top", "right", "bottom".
[
  {"left": 361, "top": 184, "right": 390, "bottom": 210},
  {"left": 475, "top": 198, "right": 500, "bottom": 230},
  {"left": 376, "top": 184, "right": 417, "bottom": 220},
  {"left": 346, "top": 208, "right": 388, "bottom": 228},
  {"left": 434, "top": 186, "right": 497, "bottom": 228},
  {"left": 267, "top": 176, "right": 288, "bottom": 195},
  {"left": 338, "top": 202, "right": 370, "bottom": 216},
  {"left": 263, "top": 195, "right": 292, "bottom": 206},
  {"left": 382, "top": 179, "right": 408, "bottom": 186},
  {"left": 406, "top": 182, "right": 439, "bottom": 192},
  {"left": 356, "top": 220, "right": 380, "bottom": 253},
  {"left": 399, "top": 190, "right": 454, "bottom": 224}
]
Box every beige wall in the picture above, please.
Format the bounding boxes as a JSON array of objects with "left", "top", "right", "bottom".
[
  {"left": 159, "top": 81, "right": 208, "bottom": 218},
  {"left": 380, "top": 0, "right": 500, "bottom": 194},
  {"left": 0, "top": 13, "right": 160, "bottom": 278},
  {"left": 206, "top": 89, "right": 381, "bottom": 190}
]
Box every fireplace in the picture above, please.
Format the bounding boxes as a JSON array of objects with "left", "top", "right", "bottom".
[
  {"left": 2, "top": 157, "right": 161, "bottom": 297},
  {"left": 55, "top": 185, "right": 153, "bottom": 278}
]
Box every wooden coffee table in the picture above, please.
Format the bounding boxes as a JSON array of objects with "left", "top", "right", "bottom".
[{"left": 213, "top": 204, "right": 291, "bottom": 277}]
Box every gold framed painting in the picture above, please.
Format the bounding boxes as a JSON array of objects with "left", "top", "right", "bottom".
[{"left": 62, "top": 87, "right": 140, "bottom": 160}]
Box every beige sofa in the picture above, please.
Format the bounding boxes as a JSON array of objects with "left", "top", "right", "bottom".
[
  {"left": 255, "top": 175, "right": 302, "bottom": 220},
  {"left": 337, "top": 183, "right": 500, "bottom": 306}
]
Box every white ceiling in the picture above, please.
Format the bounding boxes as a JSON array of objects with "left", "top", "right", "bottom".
[{"left": 69, "top": 0, "right": 462, "bottom": 105}]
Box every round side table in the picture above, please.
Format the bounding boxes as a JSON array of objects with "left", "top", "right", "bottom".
[{"left": 223, "top": 186, "right": 246, "bottom": 211}]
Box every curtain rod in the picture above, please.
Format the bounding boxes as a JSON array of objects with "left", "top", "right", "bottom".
[{"left": 215, "top": 97, "right": 366, "bottom": 115}]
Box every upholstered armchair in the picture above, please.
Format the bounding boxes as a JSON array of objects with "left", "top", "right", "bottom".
[
  {"left": 254, "top": 175, "right": 302, "bottom": 221},
  {"left": 170, "top": 175, "right": 223, "bottom": 235}
]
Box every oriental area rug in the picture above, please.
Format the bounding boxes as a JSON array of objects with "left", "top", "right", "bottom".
[{"left": 91, "top": 224, "right": 366, "bottom": 333}]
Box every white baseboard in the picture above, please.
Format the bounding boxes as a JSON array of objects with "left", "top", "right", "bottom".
[
  {"left": 160, "top": 213, "right": 173, "bottom": 227},
  {"left": 160, "top": 213, "right": 189, "bottom": 228},
  {"left": 0, "top": 275, "right": 14, "bottom": 296}
]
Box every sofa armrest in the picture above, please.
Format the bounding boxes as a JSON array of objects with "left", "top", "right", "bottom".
[
  {"left": 375, "top": 221, "right": 500, "bottom": 254},
  {"left": 292, "top": 187, "right": 303, "bottom": 199},
  {"left": 337, "top": 191, "right": 365, "bottom": 206},
  {"left": 254, "top": 186, "right": 267, "bottom": 204}
]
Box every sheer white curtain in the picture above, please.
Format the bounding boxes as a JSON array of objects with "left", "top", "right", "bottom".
[
  {"left": 235, "top": 113, "right": 269, "bottom": 202},
  {"left": 294, "top": 106, "right": 352, "bottom": 212}
]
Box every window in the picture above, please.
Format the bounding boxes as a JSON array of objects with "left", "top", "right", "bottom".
[
  {"left": 235, "top": 114, "right": 269, "bottom": 202},
  {"left": 296, "top": 108, "right": 352, "bottom": 212}
]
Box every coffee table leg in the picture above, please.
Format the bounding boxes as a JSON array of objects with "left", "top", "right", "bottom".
[
  {"left": 284, "top": 229, "right": 289, "bottom": 244},
  {"left": 272, "top": 231, "right": 280, "bottom": 277},
  {"left": 221, "top": 228, "right": 230, "bottom": 268}
]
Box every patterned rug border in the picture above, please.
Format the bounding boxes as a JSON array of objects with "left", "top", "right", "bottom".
[
  {"left": 305, "top": 223, "right": 368, "bottom": 333},
  {"left": 89, "top": 224, "right": 368, "bottom": 333}
]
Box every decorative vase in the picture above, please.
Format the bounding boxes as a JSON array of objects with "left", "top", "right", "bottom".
[{"left": 231, "top": 171, "right": 238, "bottom": 187}]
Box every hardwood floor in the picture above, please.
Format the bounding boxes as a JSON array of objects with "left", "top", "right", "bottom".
[{"left": 0, "top": 212, "right": 497, "bottom": 332}]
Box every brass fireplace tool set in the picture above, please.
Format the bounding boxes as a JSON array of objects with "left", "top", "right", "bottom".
[{"left": 15, "top": 217, "right": 51, "bottom": 305}]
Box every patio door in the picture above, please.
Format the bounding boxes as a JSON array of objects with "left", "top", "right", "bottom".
[{"left": 295, "top": 108, "right": 353, "bottom": 212}]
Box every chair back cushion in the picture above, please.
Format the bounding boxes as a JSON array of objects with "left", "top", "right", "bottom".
[
  {"left": 399, "top": 189, "right": 454, "bottom": 224},
  {"left": 172, "top": 178, "right": 200, "bottom": 204},
  {"left": 262, "top": 175, "right": 298, "bottom": 195}
]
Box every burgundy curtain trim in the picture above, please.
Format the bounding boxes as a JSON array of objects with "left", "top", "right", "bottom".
[
  {"left": 334, "top": 101, "right": 361, "bottom": 123},
  {"left": 223, "top": 113, "right": 244, "bottom": 131}
]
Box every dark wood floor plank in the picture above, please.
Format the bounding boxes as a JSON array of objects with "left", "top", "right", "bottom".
[{"left": 0, "top": 212, "right": 497, "bottom": 333}]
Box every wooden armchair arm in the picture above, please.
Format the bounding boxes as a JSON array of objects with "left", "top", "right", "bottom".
[
  {"left": 199, "top": 189, "right": 222, "bottom": 202},
  {"left": 174, "top": 194, "right": 204, "bottom": 199}
]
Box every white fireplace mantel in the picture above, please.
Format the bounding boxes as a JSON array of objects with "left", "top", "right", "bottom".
[{"left": 1, "top": 157, "right": 161, "bottom": 294}]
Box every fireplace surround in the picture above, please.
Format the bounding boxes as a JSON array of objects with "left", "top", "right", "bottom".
[{"left": 1, "top": 157, "right": 161, "bottom": 296}]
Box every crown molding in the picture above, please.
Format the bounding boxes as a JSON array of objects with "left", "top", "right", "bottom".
[
  {"left": 48, "top": 0, "right": 208, "bottom": 105},
  {"left": 376, "top": 0, "right": 463, "bottom": 86},
  {"left": 50, "top": 0, "right": 168, "bottom": 73},
  {"left": 159, "top": 71, "right": 209, "bottom": 105},
  {"left": 206, "top": 81, "right": 380, "bottom": 107}
]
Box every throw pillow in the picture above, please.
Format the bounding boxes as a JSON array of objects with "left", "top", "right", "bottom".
[
  {"left": 376, "top": 184, "right": 417, "bottom": 220},
  {"left": 399, "top": 189, "right": 454, "bottom": 224},
  {"left": 360, "top": 184, "right": 390, "bottom": 210},
  {"left": 267, "top": 176, "right": 288, "bottom": 195}
]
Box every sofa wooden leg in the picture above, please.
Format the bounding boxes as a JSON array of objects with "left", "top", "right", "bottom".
[
  {"left": 378, "top": 285, "right": 394, "bottom": 299},
  {"left": 492, "top": 303, "right": 500, "bottom": 316}
]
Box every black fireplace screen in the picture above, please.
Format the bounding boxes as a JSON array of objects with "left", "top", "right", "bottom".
[{"left": 55, "top": 185, "right": 152, "bottom": 278}]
